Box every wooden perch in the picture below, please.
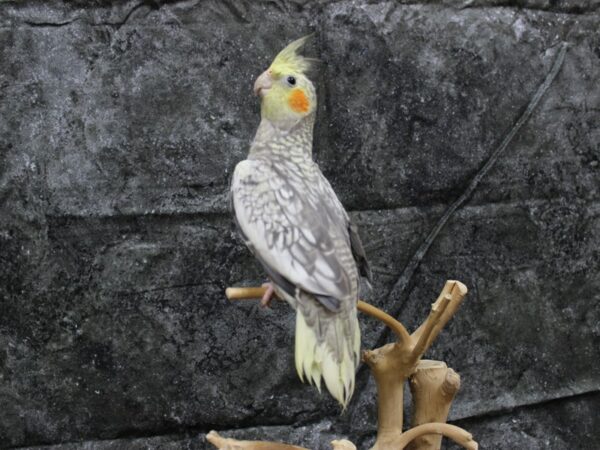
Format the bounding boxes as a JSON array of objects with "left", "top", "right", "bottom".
[
  {"left": 219, "top": 280, "right": 475, "bottom": 450},
  {"left": 206, "top": 431, "right": 356, "bottom": 450},
  {"left": 225, "top": 287, "right": 411, "bottom": 342},
  {"left": 397, "top": 423, "right": 477, "bottom": 450},
  {"left": 331, "top": 440, "right": 357, "bottom": 450},
  {"left": 363, "top": 280, "right": 467, "bottom": 450},
  {"left": 206, "top": 431, "right": 308, "bottom": 450},
  {"left": 407, "top": 361, "right": 461, "bottom": 450}
]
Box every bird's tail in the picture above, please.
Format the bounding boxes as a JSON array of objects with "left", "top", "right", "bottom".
[{"left": 294, "top": 307, "right": 360, "bottom": 409}]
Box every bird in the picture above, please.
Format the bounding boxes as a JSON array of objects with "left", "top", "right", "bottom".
[{"left": 230, "top": 36, "right": 372, "bottom": 408}]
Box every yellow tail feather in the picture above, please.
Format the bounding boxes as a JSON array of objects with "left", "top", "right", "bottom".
[{"left": 294, "top": 309, "right": 360, "bottom": 408}]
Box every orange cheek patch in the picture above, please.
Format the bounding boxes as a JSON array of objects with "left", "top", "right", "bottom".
[{"left": 288, "top": 88, "right": 310, "bottom": 113}]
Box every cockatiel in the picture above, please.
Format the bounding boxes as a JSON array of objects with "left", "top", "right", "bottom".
[{"left": 230, "top": 36, "right": 372, "bottom": 408}]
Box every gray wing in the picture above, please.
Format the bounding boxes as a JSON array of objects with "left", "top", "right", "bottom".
[
  {"left": 231, "top": 158, "right": 358, "bottom": 311},
  {"left": 348, "top": 221, "right": 373, "bottom": 283},
  {"left": 313, "top": 167, "right": 373, "bottom": 284}
]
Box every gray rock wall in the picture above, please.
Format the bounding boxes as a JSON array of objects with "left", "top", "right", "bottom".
[{"left": 0, "top": 0, "right": 598, "bottom": 448}]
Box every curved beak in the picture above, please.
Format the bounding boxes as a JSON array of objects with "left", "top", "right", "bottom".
[{"left": 253, "top": 70, "right": 273, "bottom": 97}]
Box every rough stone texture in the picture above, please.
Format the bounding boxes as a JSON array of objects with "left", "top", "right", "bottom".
[{"left": 0, "top": 0, "right": 598, "bottom": 449}]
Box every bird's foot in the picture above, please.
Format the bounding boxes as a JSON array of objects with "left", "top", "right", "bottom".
[{"left": 260, "top": 283, "right": 275, "bottom": 308}]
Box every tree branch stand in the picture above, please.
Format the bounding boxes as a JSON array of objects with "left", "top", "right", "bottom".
[{"left": 207, "top": 280, "right": 477, "bottom": 450}]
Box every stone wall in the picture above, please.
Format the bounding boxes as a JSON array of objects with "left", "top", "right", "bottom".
[{"left": 0, "top": 0, "right": 598, "bottom": 448}]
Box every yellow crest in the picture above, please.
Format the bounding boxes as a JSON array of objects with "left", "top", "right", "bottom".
[{"left": 270, "top": 35, "right": 316, "bottom": 77}]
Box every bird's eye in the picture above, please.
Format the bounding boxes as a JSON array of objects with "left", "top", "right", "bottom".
[{"left": 286, "top": 76, "right": 296, "bottom": 86}]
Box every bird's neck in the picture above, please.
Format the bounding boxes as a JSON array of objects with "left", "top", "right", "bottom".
[{"left": 249, "top": 113, "right": 315, "bottom": 159}]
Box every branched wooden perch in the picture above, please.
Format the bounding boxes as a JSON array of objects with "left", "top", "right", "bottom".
[
  {"left": 210, "top": 281, "right": 476, "bottom": 450},
  {"left": 362, "top": 281, "right": 468, "bottom": 450}
]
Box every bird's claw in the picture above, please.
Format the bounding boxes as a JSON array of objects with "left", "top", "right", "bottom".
[{"left": 260, "top": 283, "right": 275, "bottom": 308}]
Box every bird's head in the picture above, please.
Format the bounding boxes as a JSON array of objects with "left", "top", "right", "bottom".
[{"left": 254, "top": 35, "right": 317, "bottom": 127}]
